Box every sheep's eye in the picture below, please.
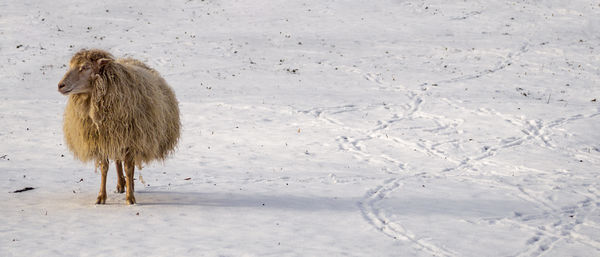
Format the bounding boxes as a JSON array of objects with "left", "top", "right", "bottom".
[{"left": 79, "top": 66, "right": 90, "bottom": 71}]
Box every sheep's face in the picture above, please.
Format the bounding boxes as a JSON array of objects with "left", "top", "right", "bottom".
[{"left": 58, "top": 63, "right": 94, "bottom": 95}]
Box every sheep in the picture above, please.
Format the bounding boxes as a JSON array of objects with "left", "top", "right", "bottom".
[{"left": 58, "top": 49, "right": 180, "bottom": 205}]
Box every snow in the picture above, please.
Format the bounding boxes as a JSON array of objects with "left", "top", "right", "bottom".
[{"left": 1, "top": 0, "right": 600, "bottom": 256}]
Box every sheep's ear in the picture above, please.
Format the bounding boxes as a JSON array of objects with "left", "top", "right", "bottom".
[
  {"left": 93, "top": 58, "right": 112, "bottom": 74},
  {"left": 97, "top": 58, "right": 112, "bottom": 68}
]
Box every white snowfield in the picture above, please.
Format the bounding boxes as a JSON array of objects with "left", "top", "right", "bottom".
[{"left": 1, "top": 0, "right": 599, "bottom": 256}]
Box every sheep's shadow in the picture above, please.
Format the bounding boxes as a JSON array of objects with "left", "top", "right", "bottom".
[
  {"left": 133, "top": 191, "right": 537, "bottom": 218},
  {"left": 135, "top": 190, "right": 357, "bottom": 211}
]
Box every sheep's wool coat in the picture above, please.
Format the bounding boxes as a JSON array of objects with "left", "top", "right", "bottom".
[{"left": 63, "top": 51, "right": 180, "bottom": 167}]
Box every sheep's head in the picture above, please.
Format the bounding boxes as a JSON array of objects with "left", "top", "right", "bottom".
[{"left": 58, "top": 49, "right": 114, "bottom": 95}]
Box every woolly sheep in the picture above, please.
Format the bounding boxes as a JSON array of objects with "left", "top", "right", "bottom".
[{"left": 58, "top": 49, "right": 180, "bottom": 204}]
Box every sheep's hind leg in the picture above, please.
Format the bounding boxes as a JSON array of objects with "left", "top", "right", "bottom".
[
  {"left": 124, "top": 159, "right": 136, "bottom": 205},
  {"left": 96, "top": 159, "right": 109, "bottom": 204},
  {"left": 115, "top": 160, "right": 125, "bottom": 193}
]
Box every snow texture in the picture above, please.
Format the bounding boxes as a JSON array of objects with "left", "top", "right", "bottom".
[{"left": 2, "top": 0, "right": 600, "bottom": 256}]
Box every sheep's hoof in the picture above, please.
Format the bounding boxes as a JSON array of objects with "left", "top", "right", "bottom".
[
  {"left": 126, "top": 195, "right": 136, "bottom": 205},
  {"left": 95, "top": 195, "right": 106, "bottom": 204},
  {"left": 116, "top": 184, "right": 125, "bottom": 194}
]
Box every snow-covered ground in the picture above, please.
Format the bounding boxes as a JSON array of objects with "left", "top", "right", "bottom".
[{"left": 2, "top": 0, "right": 600, "bottom": 256}]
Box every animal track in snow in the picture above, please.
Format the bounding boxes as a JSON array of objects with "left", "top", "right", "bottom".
[
  {"left": 358, "top": 176, "right": 456, "bottom": 257},
  {"left": 297, "top": 40, "right": 600, "bottom": 255}
]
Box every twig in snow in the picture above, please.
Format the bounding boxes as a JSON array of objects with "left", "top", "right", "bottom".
[{"left": 13, "top": 187, "right": 35, "bottom": 193}]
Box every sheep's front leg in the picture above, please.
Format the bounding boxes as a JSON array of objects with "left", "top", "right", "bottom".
[
  {"left": 124, "top": 159, "right": 136, "bottom": 205},
  {"left": 96, "top": 159, "right": 109, "bottom": 204},
  {"left": 115, "top": 160, "right": 125, "bottom": 193}
]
